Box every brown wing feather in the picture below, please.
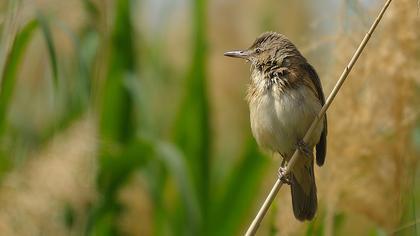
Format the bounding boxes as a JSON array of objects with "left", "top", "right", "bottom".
[
  {"left": 303, "top": 63, "right": 327, "bottom": 166},
  {"left": 264, "top": 62, "right": 327, "bottom": 166}
]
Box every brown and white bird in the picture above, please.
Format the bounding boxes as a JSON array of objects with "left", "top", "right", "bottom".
[{"left": 224, "top": 32, "right": 327, "bottom": 221}]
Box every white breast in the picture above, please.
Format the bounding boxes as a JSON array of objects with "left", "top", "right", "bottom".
[{"left": 249, "top": 81, "right": 323, "bottom": 157}]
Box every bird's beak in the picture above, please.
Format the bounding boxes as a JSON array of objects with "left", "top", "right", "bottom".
[{"left": 224, "top": 50, "right": 249, "bottom": 59}]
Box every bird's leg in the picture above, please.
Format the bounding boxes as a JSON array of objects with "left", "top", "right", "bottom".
[
  {"left": 277, "top": 166, "right": 291, "bottom": 185},
  {"left": 297, "top": 139, "right": 311, "bottom": 158},
  {"left": 277, "top": 157, "right": 291, "bottom": 185},
  {"left": 280, "top": 158, "right": 286, "bottom": 167}
]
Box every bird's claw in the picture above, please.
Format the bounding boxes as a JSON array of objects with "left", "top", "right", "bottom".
[
  {"left": 297, "top": 140, "right": 311, "bottom": 158},
  {"left": 277, "top": 166, "right": 291, "bottom": 185}
]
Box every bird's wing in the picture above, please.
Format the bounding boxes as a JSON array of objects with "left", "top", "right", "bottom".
[
  {"left": 303, "top": 63, "right": 327, "bottom": 166},
  {"left": 265, "top": 62, "right": 327, "bottom": 166}
]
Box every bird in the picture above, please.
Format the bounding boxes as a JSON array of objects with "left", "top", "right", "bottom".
[{"left": 224, "top": 32, "right": 327, "bottom": 221}]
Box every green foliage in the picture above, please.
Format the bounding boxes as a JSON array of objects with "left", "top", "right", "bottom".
[
  {"left": 0, "top": 0, "right": 275, "bottom": 234},
  {"left": 368, "top": 227, "right": 387, "bottom": 236},
  {"left": 99, "top": 0, "right": 136, "bottom": 145},
  {"left": 90, "top": 0, "right": 138, "bottom": 233},
  {"left": 306, "top": 213, "right": 325, "bottom": 236},
  {"left": 0, "top": 20, "right": 38, "bottom": 136},
  {"left": 37, "top": 13, "right": 59, "bottom": 87},
  {"left": 63, "top": 203, "right": 76, "bottom": 229},
  {"left": 172, "top": 0, "right": 209, "bottom": 234},
  {"left": 86, "top": 0, "right": 271, "bottom": 234},
  {"left": 209, "top": 138, "right": 268, "bottom": 236},
  {"left": 304, "top": 212, "right": 346, "bottom": 236}
]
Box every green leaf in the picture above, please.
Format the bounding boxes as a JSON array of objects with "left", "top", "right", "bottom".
[
  {"left": 0, "top": 149, "right": 12, "bottom": 179},
  {"left": 88, "top": 0, "right": 138, "bottom": 234},
  {"left": 97, "top": 140, "right": 151, "bottom": 196},
  {"left": 172, "top": 0, "right": 209, "bottom": 233},
  {"left": 306, "top": 213, "right": 324, "bottom": 236},
  {"left": 368, "top": 227, "right": 387, "bottom": 236},
  {"left": 99, "top": 0, "right": 136, "bottom": 145},
  {"left": 0, "top": 19, "right": 38, "bottom": 135},
  {"left": 209, "top": 138, "right": 269, "bottom": 236},
  {"left": 155, "top": 141, "right": 201, "bottom": 233},
  {"left": 37, "top": 13, "right": 59, "bottom": 87},
  {"left": 82, "top": 0, "right": 100, "bottom": 18}
]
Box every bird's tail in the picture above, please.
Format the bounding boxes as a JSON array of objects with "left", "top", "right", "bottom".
[{"left": 290, "top": 161, "right": 317, "bottom": 221}]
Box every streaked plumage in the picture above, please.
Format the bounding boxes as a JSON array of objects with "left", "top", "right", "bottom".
[{"left": 224, "top": 32, "right": 327, "bottom": 221}]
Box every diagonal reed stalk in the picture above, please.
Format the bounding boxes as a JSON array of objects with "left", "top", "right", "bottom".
[{"left": 245, "top": 0, "right": 394, "bottom": 235}]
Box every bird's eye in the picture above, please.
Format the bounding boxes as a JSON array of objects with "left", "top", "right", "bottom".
[{"left": 255, "top": 48, "right": 261, "bottom": 53}]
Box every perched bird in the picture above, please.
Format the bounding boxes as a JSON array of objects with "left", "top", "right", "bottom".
[{"left": 224, "top": 32, "right": 327, "bottom": 221}]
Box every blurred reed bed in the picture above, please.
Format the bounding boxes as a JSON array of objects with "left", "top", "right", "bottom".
[
  {"left": 0, "top": 118, "right": 97, "bottom": 235},
  {"left": 317, "top": 0, "right": 420, "bottom": 235},
  {"left": 0, "top": 0, "right": 419, "bottom": 236}
]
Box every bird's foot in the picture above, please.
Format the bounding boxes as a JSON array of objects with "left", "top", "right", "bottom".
[
  {"left": 297, "top": 140, "right": 311, "bottom": 158},
  {"left": 277, "top": 166, "right": 291, "bottom": 185}
]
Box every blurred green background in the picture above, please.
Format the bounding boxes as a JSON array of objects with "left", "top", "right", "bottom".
[{"left": 0, "top": 0, "right": 419, "bottom": 235}]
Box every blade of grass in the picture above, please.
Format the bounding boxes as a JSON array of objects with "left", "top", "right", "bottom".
[
  {"left": 209, "top": 139, "right": 269, "bottom": 236},
  {"left": 173, "top": 0, "right": 209, "bottom": 233},
  {"left": 98, "top": 140, "right": 151, "bottom": 197},
  {"left": 88, "top": 0, "right": 137, "bottom": 234},
  {"left": 155, "top": 140, "right": 201, "bottom": 233},
  {"left": 0, "top": 0, "right": 22, "bottom": 81},
  {"left": 124, "top": 61, "right": 201, "bottom": 235},
  {"left": 209, "top": 137, "right": 268, "bottom": 236},
  {"left": 87, "top": 139, "right": 151, "bottom": 236},
  {"left": 0, "top": 19, "right": 38, "bottom": 136},
  {"left": 82, "top": 0, "right": 100, "bottom": 18},
  {"left": 37, "top": 13, "right": 59, "bottom": 87},
  {"left": 36, "top": 22, "right": 98, "bottom": 147},
  {"left": 99, "top": 0, "right": 135, "bottom": 144}
]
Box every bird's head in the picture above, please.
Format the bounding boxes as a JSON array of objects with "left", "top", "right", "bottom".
[{"left": 224, "top": 32, "right": 302, "bottom": 67}]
